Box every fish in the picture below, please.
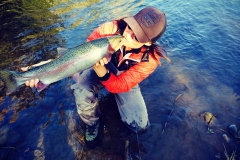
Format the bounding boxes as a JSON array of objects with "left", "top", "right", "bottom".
[{"left": 0, "top": 35, "right": 123, "bottom": 95}]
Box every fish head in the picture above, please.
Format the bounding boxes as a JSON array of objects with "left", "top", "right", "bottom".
[{"left": 107, "top": 35, "right": 124, "bottom": 54}]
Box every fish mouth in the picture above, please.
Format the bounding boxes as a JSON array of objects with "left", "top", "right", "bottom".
[{"left": 107, "top": 35, "right": 124, "bottom": 52}]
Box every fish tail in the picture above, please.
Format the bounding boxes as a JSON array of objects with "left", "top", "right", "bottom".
[{"left": 0, "top": 70, "right": 18, "bottom": 95}]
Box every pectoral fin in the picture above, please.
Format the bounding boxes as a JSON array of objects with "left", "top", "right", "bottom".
[
  {"left": 70, "top": 73, "right": 80, "bottom": 84},
  {"left": 37, "top": 81, "right": 50, "bottom": 92}
]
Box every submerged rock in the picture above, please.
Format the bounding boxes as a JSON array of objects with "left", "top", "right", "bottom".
[
  {"left": 228, "top": 124, "right": 238, "bottom": 138},
  {"left": 201, "top": 112, "right": 216, "bottom": 126},
  {"left": 222, "top": 134, "right": 230, "bottom": 142}
]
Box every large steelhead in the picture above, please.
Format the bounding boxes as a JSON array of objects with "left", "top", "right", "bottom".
[{"left": 0, "top": 35, "right": 123, "bottom": 95}]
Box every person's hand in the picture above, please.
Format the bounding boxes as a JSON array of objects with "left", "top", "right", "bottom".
[
  {"left": 92, "top": 57, "right": 108, "bottom": 77},
  {"left": 20, "top": 59, "right": 53, "bottom": 88},
  {"left": 21, "top": 66, "right": 39, "bottom": 88},
  {"left": 95, "top": 57, "right": 108, "bottom": 66}
]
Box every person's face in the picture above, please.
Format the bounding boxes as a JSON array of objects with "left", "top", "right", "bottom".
[{"left": 123, "top": 25, "right": 151, "bottom": 49}]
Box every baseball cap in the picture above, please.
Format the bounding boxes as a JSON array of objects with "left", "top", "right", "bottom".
[{"left": 123, "top": 6, "right": 166, "bottom": 43}]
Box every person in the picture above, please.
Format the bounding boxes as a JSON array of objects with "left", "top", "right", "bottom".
[{"left": 22, "top": 6, "right": 169, "bottom": 149}]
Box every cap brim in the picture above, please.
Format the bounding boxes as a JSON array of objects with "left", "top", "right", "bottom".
[{"left": 123, "top": 16, "right": 151, "bottom": 43}]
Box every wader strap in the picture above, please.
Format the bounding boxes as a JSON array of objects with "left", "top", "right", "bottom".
[{"left": 105, "top": 62, "right": 123, "bottom": 76}]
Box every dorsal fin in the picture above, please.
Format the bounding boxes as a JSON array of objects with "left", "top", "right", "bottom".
[{"left": 57, "top": 48, "right": 68, "bottom": 57}]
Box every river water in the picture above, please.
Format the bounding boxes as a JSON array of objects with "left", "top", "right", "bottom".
[{"left": 0, "top": 0, "right": 240, "bottom": 159}]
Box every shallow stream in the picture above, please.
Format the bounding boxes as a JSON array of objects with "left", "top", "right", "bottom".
[{"left": 0, "top": 0, "right": 240, "bottom": 159}]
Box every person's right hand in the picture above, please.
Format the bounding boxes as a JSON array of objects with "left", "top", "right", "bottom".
[{"left": 21, "top": 66, "right": 39, "bottom": 88}]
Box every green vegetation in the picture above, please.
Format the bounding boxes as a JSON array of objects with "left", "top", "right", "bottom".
[{"left": 0, "top": 0, "right": 64, "bottom": 69}]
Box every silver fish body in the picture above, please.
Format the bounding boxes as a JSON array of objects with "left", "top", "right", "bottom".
[{"left": 0, "top": 35, "right": 123, "bottom": 95}]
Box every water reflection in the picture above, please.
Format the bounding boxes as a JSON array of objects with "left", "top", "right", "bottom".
[
  {"left": 0, "top": 0, "right": 146, "bottom": 159},
  {"left": 0, "top": 0, "right": 65, "bottom": 122},
  {"left": 1, "top": 0, "right": 240, "bottom": 159},
  {"left": 0, "top": 0, "right": 65, "bottom": 69},
  {"left": 0, "top": 1, "right": 67, "bottom": 158}
]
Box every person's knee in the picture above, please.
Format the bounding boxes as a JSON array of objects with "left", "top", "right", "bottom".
[
  {"left": 72, "top": 84, "right": 98, "bottom": 109},
  {"left": 123, "top": 120, "right": 150, "bottom": 134}
]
